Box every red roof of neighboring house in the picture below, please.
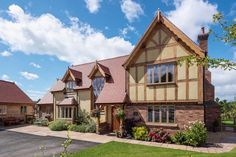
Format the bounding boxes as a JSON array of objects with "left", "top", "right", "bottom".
[{"left": 0, "top": 80, "right": 33, "bottom": 104}]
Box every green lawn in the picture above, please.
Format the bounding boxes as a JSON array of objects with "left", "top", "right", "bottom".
[{"left": 70, "top": 141, "right": 236, "bottom": 157}]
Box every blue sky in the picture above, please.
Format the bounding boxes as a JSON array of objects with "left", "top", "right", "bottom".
[{"left": 0, "top": 0, "right": 235, "bottom": 101}]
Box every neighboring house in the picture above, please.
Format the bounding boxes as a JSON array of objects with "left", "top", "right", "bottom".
[
  {"left": 0, "top": 80, "right": 34, "bottom": 125},
  {"left": 40, "top": 11, "right": 220, "bottom": 132},
  {"left": 37, "top": 90, "right": 54, "bottom": 120}
]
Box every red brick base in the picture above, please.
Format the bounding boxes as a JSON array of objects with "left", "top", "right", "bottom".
[{"left": 125, "top": 104, "right": 205, "bottom": 132}]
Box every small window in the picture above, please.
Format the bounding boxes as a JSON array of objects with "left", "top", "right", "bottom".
[
  {"left": 154, "top": 65, "right": 159, "bottom": 83},
  {"left": 21, "top": 106, "right": 27, "bottom": 114},
  {"left": 66, "top": 81, "right": 76, "bottom": 90},
  {"left": 168, "top": 106, "right": 175, "bottom": 123},
  {"left": 154, "top": 106, "right": 160, "bottom": 122},
  {"left": 147, "top": 65, "right": 153, "bottom": 84},
  {"left": 93, "top": 77, "right": 105, "bottom": 98},
  {"left": 147, "top": 106, "right": 153, "bottom": 122},
  {"left": 0, "top": 105, "right": 7, "bottom": 115}
]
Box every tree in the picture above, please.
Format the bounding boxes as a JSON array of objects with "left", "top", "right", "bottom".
[{"left": 178, "top": 12, "right": 236, "bottom": 70}]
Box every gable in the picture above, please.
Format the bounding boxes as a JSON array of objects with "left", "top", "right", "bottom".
[
  {"left": 134, "top": 25, "right": 190, "bottom": 64},
  {"left": 123, "top": 11, "right": 205, "bottom": 68}
]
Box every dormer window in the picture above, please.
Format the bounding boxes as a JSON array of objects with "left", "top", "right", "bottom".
[
  {"left": 66, "top": 81, "right": 76, "bottom": 90},
  {"left": 93, "top": 77, "right": 105, "bottom": 98}
]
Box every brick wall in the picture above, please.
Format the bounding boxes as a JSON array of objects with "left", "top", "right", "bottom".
[
  {"left": 125, "top": 104, "right": 204, "bottom": 132},
  {"left": 205, "top": 102, "right": 221, "bottom": 131},
  {"left": 204, "top": 69, "right": 215, "bottom": 101}
]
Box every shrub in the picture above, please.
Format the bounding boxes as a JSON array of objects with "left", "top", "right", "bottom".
[
  {"left": 68, "top": 121, "right": 96, "bottom": 133},
  {"left": 75, "top": 110, "right": 91, "bottom": 125},
  {"left": 48, "top": 120, "right": 68, "bottom": 131},
  {"left": 184, "top": 121, "right": 207, "bottom": 147},
  {"left": 171, "top": 131, "right": 186, "bottom": 145},
  {"left": 85, "top": 121, "right": 96, "bottom": 133},
  {"left": 132, "top": 126, "right": 148, "bottom": 141},
  {"left": 148, "top": 128, "right": 170, "bottom": 143},
  {"left": 33, "top": 118, "right": 49, "bottom": 126}
]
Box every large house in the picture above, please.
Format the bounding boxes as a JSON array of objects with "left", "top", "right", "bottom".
[
  {"left": 38, "top": 11, "right": 220, "bottom": 132},
  {"left": 0, "top": 80, "right": 34, "bottom": 125}
]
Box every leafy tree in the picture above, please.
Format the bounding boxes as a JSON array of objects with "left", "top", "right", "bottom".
[{"left": 178, "top": 12, "right": 236, "bottom": 70}]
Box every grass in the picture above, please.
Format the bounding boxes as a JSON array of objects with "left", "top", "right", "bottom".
[
  {"left": 222, "top": 120, "right": 234, "bottom": 126},
  {"left": 69, "top": 141, "right": 236, "bottom": 157}
]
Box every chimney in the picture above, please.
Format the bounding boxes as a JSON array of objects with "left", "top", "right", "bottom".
[{"left": 197, "top": 27, "right": 209, "bottom": 56}]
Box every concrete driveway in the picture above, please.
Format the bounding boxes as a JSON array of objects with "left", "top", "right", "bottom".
[{"left": 0, "top": 130, "right": 99, "bottom": 157}]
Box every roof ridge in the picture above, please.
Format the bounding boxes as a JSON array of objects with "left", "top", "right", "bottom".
[
  {"left": 71, "top": 54, "right": 129, "bottom": 67},
  {"left": 0, "top": 80, "right": 15, "bottom": 84}
]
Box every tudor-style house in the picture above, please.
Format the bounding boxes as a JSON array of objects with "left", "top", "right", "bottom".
[{"left": 39, "top": 11, "right": 220, "bottom": 132}]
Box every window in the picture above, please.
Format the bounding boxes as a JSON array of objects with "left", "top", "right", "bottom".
[
  {"left": 20, "top": 106, "right": 27, "bottom": 114},
  {"left": 0, "top": 105, "right": 7, "bottom": 115},
  {"left": 93, "top": 77, "right": 105, "bottom": 98},
  {"left": 58, "top": 107, "right": 73, "bottom": 118},
  {"left": 147, "top": 63, "right": 175, "bottom": 84},
  {"left": 147, "top": 105, "right": 175, "bottom": 124},
  {"left": 66, "top": 81, "right": 76, "bottom": 90}
]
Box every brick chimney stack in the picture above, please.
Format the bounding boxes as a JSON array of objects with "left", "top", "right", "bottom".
[{"left": 197, "top": 27, "right": 209, "bottom": 56}]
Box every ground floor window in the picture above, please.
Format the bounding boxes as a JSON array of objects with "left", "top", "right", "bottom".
[
  {"left": 0, "top": 105, "right": 7, "bottom": 115},
  {"left": 58, "top": 107, "right": 74, "bottom": 119},
  {"left": 147, "top": 105, "right": 175, "bottom": 124},
  {"left": 20, "top": 106, "right": 27, "bottom": 114}
]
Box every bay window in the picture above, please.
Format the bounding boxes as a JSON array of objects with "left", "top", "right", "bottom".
[
  {"left": 147, "top": 63, "right": 175, "bottom": 84},
  {"left": 58, "top": 107, "right": 74, "bottom": 119},
  {"left": 147, "top": 105, "right": 175, "bottom": 124}
]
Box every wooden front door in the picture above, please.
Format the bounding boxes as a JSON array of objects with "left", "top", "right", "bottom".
[{"left": 112, "top": 107, "right": 120, "bottom": 131}]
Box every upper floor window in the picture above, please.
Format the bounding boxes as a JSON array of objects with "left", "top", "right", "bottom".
[
  {"left": 93, "top": 77, "right": 105, "bottom": 98},
  {"left": 66, "top": 81, "right": 76, "bottom": 90},
  {"left": 147, "top": 63, "right": 175, "bottom": 84}
]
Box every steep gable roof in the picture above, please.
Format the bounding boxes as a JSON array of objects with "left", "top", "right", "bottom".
[
  {"left": 0, "top": 80, "right": 33, "bottom": 104},
  {"left": 123, "top": 10, "right": 205, "bottom": 68},
  {"left": 62, "top": 68, "right": 82, "bottom": 82},
  {"left": 88, "top": 61, "right": 111, "bottom": 79}
]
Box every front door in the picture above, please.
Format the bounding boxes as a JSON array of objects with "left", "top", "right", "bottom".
[{"left": 112, "top": 107, "right": 120, "bottom": 131}]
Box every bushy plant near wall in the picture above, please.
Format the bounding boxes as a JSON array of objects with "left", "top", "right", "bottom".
[
  {"left": 132, "top": 126, "right": 149, "bottom": 141},
  {"left": 33, "top": 118, "right": 49, "bottom": 126},
  {"left": 171, "top": 121, "right": 207, "bottom": 147},
  {"left": 48, "top": 120, "right": 68, "bottom": 131}
]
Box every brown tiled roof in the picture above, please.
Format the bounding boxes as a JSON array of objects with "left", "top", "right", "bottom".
[
  {"left": 97, "top": 63, "right": 111, "bottom": 76},
  {"left": 0, "top": 80, "right": 33, "bottom": 104},
  {"left": 50, "top": 79, "right": 65, "bottom": 92},
  {"left": 37, "top": 91, "right": 53, "bottom": 105},
  {"left": 69, "top": 68, "right": 82, "bottom": 80},
  {"left": 58, "top": 97, "right": 77, "bottom": 106},
  {"left": 71, "top": 55, "right": 129, "bottom": 103}
]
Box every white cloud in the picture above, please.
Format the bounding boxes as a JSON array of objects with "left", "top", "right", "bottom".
[
  {"left": 0, "top": 50, "right": 12, "bottom": 57},
  {"left": 0, "top": 4, "right": 134, "bottom": 64},
  {"left": 30, "top": 62, "right": 41, "bottom": 68},
  {"left": 166, "top": 0, "right": 218, "bottom": 40},
  {"left": 20, "top": 71, "right": 39, "bottom": 80},
  {"left": 85, "top": 0, "right": 102, "bottom": 13},
  {"left": 27, "top": 89, "right": 45, "bottom": 101},
  {"left": 119, "top": 25, "right": 137, "bottom": 38},
  {"left": 121, "top": 0, "right": 144, "bottom": 22},
  {"left": 1, "top": 74, "right": 10, "bottom": 80},
  {"left": 211, "top": 68, "right": 236, "bottom": 101}
]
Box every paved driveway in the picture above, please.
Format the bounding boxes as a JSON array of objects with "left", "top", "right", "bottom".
[{"left": 0, "top": 130, "right": 99, "bottom": 157}]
